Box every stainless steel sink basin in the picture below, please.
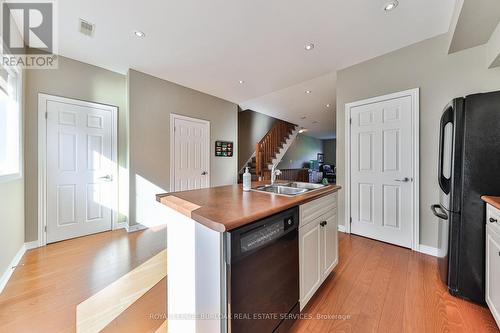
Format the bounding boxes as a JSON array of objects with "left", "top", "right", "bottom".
[
  {"left": 281, "top": 182, "right": 325, "bottom": 190},
  {"left": 252, "top": 182, "right": 326, "bottom": 197}
]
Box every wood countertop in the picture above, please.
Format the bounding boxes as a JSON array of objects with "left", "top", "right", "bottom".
[
  {"left": 156, "top": 182, "right": 341, "bottom": 232},
  {"left": 481, "top": 196, "right": 500, "bottom": 210}
]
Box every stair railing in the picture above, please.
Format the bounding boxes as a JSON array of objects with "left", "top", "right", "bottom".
[{"left": 255, "top": 121, "right": 296, "bottom": 180}]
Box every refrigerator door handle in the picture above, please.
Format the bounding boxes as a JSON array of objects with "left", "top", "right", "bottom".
[
  {"left": 431, "top": 204, "right": 448, "bottom": 220},
  {"left": 438, "top": 106, "right": 454, "bottom": 194}
]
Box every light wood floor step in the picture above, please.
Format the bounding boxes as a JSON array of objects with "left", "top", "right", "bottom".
[
  {"left": 101, "top": 277, "right": 167, "bottom": 333},
  {"left": 155, "top": 320, "right": 167, "bottom": 333},
  {"left": 76, "top": 250, "right": 167, "bottom": 333}
]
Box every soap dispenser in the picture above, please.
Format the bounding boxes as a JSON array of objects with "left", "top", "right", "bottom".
[{"left": 243, "top": 167, "right": 251, "bottom": 192}]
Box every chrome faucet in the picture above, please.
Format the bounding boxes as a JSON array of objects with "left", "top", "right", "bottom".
[{"left": 271, "top": 163, "right": 282, "bottom": 185}]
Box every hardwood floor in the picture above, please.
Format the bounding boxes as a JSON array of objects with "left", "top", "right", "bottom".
[
  {"left": 0, "top": 227, "right": 497, "bottom": 333},
  {"left": 290, "top": 233, "right": 499, "bottom": 333},
  {"left": 0, "top": 226, "right": 166, "bottom": 333}
]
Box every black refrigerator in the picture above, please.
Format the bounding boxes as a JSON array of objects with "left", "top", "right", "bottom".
[{"left": 432, "top": 90, "right": 500, "bottom": 305}]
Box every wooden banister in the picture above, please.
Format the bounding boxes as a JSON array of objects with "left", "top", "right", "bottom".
[{"left": 255, "top": 120, "right": 296, "bottom": 180}]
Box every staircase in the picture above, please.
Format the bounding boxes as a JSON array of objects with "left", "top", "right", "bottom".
[{"left": 240, "top": 121, "right": 299, "bottom": 181}]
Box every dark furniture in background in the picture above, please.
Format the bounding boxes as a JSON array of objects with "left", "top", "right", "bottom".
[{"left": 320, "top": 164, "right": 336, "bottom": 184}]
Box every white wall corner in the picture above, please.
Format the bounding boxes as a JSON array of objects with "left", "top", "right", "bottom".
[
  {"left": 487, "top": 22, "right": 500, "bottom": 68},
  {"left": 0, "top": 244, "right": 26, "bottom": 294},
  {"left": 418, "top": 244, "right": 439, "bottom": 257},
  {"left": 447, "top": 0, "right": 465, "bottom": 53},
  {"left": 337, "top": 225, "right": 346, "bottom": 233}
]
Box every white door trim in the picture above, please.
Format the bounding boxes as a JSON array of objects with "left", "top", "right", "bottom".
[
  {"left": 37, "top": 93, "right": 119, "bottom": 247},
  {"left": 344, "top": 88, "right": 420, "bottom": 251},
  {"left": 169, "top": 113, "right": 211, "bottom": 192}
]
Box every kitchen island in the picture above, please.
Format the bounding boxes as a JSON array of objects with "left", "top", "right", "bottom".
[{"left": 156, "top": 182, "right": 341, "bottom": 333}]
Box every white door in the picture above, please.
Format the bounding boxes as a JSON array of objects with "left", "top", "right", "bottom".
[
  {"left": 350, "top": 94, "right": 414, "bottom": 248},
  {"left": 46, "top": 97, "right": 116, "bottom": 243},
  {"left": 171, "top": 114, "right": 210, "bottom": 192}
]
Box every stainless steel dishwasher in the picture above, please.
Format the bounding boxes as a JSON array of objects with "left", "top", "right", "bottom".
[{"left": 227, "top": 207, "right": 299, "bottom": 333}]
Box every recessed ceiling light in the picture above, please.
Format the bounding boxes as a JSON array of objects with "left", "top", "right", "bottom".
[
  {"left": 238, "top": 80, "right": 245, "bottom": 84},
  {"left": 383, "top": 0, "right": 398, "bottom": 12},
  {"left": 134, "top": 30, "right": 146, "bottom": 38},
  {"left": 305, "top": 43, "right": 315, "bottom": 51},
  {"left": 326, "top": 104, "right": 331, "bottom": 108},
  {"left": 305, "top": 90, "right": 312, "bottom": 94},
  {"left": 298, "top": 128, "right": 308, "bottom": 134}
]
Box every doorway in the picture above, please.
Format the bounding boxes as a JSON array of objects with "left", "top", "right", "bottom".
[
  {"left": 345, "top": 89, "right": 419, "bottom": 249},
  {"left": 38, "top": 94, "right": 118, "bottom": 244},
  {"left": 169, "top": 114, "right": 210, "bottom": 192}
]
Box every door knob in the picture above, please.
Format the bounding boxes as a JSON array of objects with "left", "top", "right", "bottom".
[
  {"left": 99, "top": 175, "right": 113, "bottom": 182},
  {"left": 395, "top": 177, "right": 410, "bottom": 182},
  {"left": 201, "top": 171, "right": 208, "bottom": 175},
  {"left": 489, "top": 217, "right": 498, "bottom": 223}
]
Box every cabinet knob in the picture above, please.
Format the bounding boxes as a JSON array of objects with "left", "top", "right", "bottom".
[{"left": 489, "top": 217, "right": 498, "bottom": 223}]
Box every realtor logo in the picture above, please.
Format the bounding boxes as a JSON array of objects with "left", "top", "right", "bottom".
[{"left": 1, "top": 1, "right": 57, "bottom": 68}]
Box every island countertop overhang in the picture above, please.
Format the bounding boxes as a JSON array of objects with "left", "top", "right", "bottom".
[{"left": 156, "top": 183, "right": 341, "bottom": 232}]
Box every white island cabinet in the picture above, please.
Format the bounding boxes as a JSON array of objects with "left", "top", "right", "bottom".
[
  {"left": 486, "top": 203, "right": 500, "bottom": 329},
  {"left": 299, "top": 192, "right": 338, "bottom": 310}
]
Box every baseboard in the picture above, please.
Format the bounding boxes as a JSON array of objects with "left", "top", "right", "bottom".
[
  {"left": 126, "top": 223, "right": 148, "bottom": 233},
  {"left": 24, "top": 241, "right": 39, "bottom": 250},
  {"left": 418, "top": 244, "right": 439, "bottom": 257},
  {"left": 338, "top": 225, "right": 346, "bottom": 233},
  {"left": 0, "top": 244, "right": 26, "bottom": 294}
]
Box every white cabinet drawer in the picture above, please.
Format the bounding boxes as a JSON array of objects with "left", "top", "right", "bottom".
[
  {"left": 300, "top": 193, "right": 337, "bottom": 227},
  {"left": 487, "top": 204, "right": 500, "bottom": 236},
  {"left": 486, "top": 223, "right": 500, "bottom": 329}
]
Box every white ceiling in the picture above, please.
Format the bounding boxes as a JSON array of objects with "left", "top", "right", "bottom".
[
  {"left": 240, "top": 73, "right": 337, "bottom": 139},
  {"left": 57, "top": 0, "right": 456, "bottom": 138}
]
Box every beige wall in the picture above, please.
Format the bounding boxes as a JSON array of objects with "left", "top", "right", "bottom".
[
  {"left": 128, "top": 69, "right": 238, "bottom": 226},
  {"left": 336, "top": 34, "right": 500, "bottom": 248},
  {"left": 0, "top": 179, "right": 25, "bottom": 277},
  {"left": 24, "top": 56, "right": 127, "bottom": 242}
]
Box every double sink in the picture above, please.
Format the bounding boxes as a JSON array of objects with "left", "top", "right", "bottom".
[{"left": 253, "top": 181, "right": 326, "bottom": 197}]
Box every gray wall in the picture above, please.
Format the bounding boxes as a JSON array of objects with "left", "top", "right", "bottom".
[
  {"left": 278, "top": 134, "right": 323, "bottom": 169},
  {"left": 24, "top": 56, "right": 127, "bottom": 242},
  {"left": 322, "top": 139, "right": 336, "bottom": 165},
  {"left": 336, "top": 33, "right": 500, "bottom": 248},
  {"left": 238, "top": 110, "right": 277, "bottom": 170},
  {"left": 0, "top": 179, "right": 25, "bottom": 279},
  {"left": 128, "top": 69, "right": 238, "bottom": 226}
]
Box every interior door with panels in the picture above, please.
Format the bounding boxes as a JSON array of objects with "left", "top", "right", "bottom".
[
  {"left": 172, "top": 115, "right": 210, "bottom": 192},
  {"left": 350, "top": 95, "right": 414, "bottom": 248},
  {"left": 46, "top": 100, "right": 115, "bottom": 243}
]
